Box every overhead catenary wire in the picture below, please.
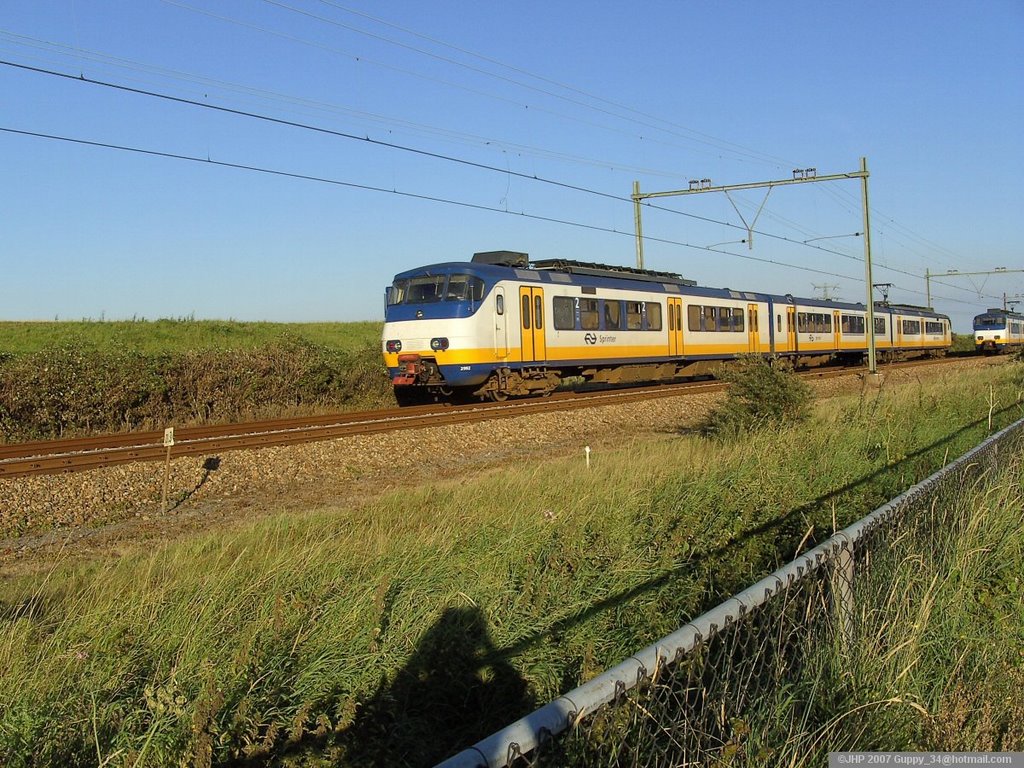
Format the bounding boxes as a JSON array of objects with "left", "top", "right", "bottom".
[
  {"left": 1, "top": 54, "right": 1007, "bottom": 308},
  {"left": 0, "top": 59, "right": 878, "bottom": 265},
  {"left": 0, "top": 126, "right": 863, "bottom": 284},
  {"left": 1, "top": 45, "right": 997, "bottom": 299},
  {"left": 0, "top": 31, "right": 693, "bottom": 181},
  {"left": 0, "top": 124, "right": 990, "bottom": 312},
  {"left": 254, "top": 0, "right": 791, "bottom": 168},
  {"left": 4, "top": 11, "right": 992, "bottom": 296},
  {"left": 2, "top": 58, "right": 1006, "bottom": 308},
  {"left": 149, "top": 2, "right": 752, "bottom": 166}
]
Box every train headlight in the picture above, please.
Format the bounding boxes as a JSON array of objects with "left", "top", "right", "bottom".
[
  {"left": 430, "top": 337, "right": 449, "bottom": 351},
  {"left": 386, "top": 340, "right": 402, "bottom": 353}
]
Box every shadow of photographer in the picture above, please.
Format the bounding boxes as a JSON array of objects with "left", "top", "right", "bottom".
[{"left": 343, "top": 605, "right": 531, "bottom": 768}]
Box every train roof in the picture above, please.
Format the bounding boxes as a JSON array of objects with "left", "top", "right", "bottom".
[
  {"left": 390, "top": 260, "right": 950, "bottom": 320},
  {"left": 974, "top": 308, "right": 1024, "bottom": 320}
]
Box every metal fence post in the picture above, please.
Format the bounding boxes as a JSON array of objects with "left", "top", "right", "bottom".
[{"left": 833, "top": 538, "right": 855, "bottom": 648}]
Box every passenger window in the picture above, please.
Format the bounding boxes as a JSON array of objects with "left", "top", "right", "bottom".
[
  {"left": 534, "top": 296, "right": 543, "bottom": 329},
  {"left": 553, "top": 296, "right": 574, "bottom": 330},
  {"left": 604, "top": 300, "right": 622, "bottom": 330},
  {"left": 580, "top": 298, "right": 599, "bottom": 330},
  {"left": 646, "top": 302, "right": 662, "bottom": 331},
  {"left": 626, "top": 301, "right": 643, "bottom": 330},
  {"left": 704, "top": 306, "right": 718, "bottom": 332},
  {"left": 734, "top": 308, "right": 746, "bottom": 332},
  {"left": 687, "top": 305, "right": 701, "bottom": 332},
  {"left": 522, "top": 295, "right": 531, "bottom": 329}
]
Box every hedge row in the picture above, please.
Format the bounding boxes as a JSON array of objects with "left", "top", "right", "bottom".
[{"left": 0, "top": 339, "right": 393, "bottom": 441}]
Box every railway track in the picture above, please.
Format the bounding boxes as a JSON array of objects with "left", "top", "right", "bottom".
[{"left": 0, "top": 357, "right": 962, "bottom": 479}]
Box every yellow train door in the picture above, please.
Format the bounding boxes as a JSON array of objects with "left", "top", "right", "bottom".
[
  {"left": 519, "top": 286, "right": 546, "bottom": 362},
  {"left": 787, "top": 306, "right": 797, "bottom": 352},
  {"left": 667, "top": 297, "right": 683, "bottom": 356},
  {"left": 833, "top": 310, "right": 842, "bottom": 351},
  {"left": 747, "top": 304, "right": 760, "bottom": 353}
]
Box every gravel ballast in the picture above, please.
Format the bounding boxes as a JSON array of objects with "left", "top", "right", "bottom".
[{"left": 0, "top": 359, "right": 997, "bottom": 570}]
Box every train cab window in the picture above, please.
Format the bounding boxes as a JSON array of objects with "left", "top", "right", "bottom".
[
  {"left": 445, "top": 274, "right": 485, "bottom": 302},
  {"left": 646, "top": 302, "right": 662, "bottom": 331},
  {"left": 406, "top": 275, "right": 446, "bottom": 303},
  {"left": 604, "top": 300, "right": 622, "bottom": 330},
  {"left": 580, "top": 298, "right": 599, "bottom": 330},
  {"left": 553, "top": 296, "right": 574, "bottom": 330},
  {"left": 522, "top": 295, "right": 531, "bottom": 329},
  {"left": 387, "top": 279, "right": 409, "bottom": 305},
  {"left": 626, "top": 301, "right": 643, "bottom": 330}
]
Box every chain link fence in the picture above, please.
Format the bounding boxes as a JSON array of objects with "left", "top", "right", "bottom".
[{"left": 437, "top": 416, "right": 1024, "bottom": 768}]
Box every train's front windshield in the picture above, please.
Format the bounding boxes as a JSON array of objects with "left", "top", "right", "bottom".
[
  {"left": 387, "top": 274, "right": 485, "bottom": 305},
  {"left": 973, "top": 314, "right": 1005, "bottom": 329}
]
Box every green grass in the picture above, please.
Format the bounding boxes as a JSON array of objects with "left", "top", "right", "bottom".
[
  {"left": 1, "top": 364, "right": 1021, "bottom": 766},
  {"left": 728, "top": 445, "right": 1024, "bottom": 761},
  {"left": 0, "top": 319, "right": 383, "bottom": 355}
]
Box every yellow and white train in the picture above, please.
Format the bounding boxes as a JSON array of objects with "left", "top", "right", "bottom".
[
  {"left": 973, "top": 308, "right": 1024, "bottom": 353},
  {"left": 382, "top": 252, "right": 952, "bottom": 404}
]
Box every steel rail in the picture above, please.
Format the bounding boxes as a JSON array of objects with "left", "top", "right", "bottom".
[
  {"left": 0, "top": 356, "right": 964, "bottom": 479},
  {"left": 0, "top": 380, "right": 727, "bottom": 478}
]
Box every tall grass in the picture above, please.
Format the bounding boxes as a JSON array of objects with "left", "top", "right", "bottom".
[
  {"left": 1, "top": 365, "right": 1021, "bottom": 766},
  {"left": 730, "top": 446, "right": 1024, "bottom": 761}
]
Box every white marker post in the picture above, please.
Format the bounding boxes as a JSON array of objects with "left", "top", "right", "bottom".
[
  {"left": 585, "top": 445, "right": 591, "bottom": 469},
  {"left": 161, "top": 427, "right": 175, "bottom": 512}
]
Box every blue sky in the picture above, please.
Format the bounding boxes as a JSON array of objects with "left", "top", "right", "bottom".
[{"left": 2, "top": 0, "right": 1022, "bottom": 331}]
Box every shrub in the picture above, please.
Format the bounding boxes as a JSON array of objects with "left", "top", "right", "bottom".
[
  {"left": 699, "top": 356, "right": 812, "bottom": 438},
  {"left": 0, "top": 340, "right": 393, "bottom": 441}
]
